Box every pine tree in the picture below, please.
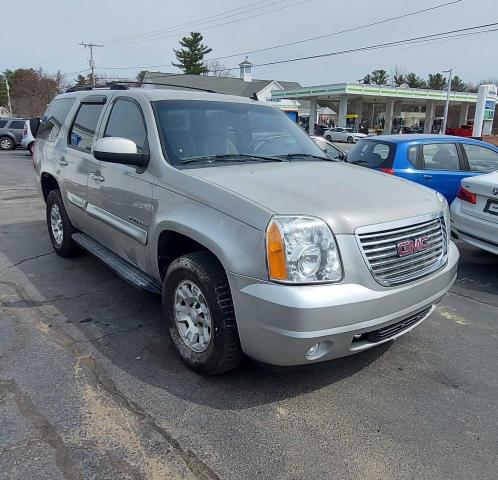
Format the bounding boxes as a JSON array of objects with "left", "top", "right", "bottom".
[
  {"left": 173, "top": 32, "right": 212, "bottom": 75},
  {"left": 404, "top": 73, "right": 426, "bottom": 89},
  {"left": 427, "top": 73, "right": 447, "bottom": 90},
  {"left": 451, "top": 75, "right": 467, "bottom": 92}
]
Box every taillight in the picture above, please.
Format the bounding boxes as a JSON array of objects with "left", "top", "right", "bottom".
[
  {"left": 381, "top": 168, "right": 394, "bottom": 175},
  {"left": 456, "top": 185, "right": 476, "bottom": 204}
]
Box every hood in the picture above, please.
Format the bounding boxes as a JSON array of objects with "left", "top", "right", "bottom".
[{"left": 186, "top": 161, "right": 442, "bottom": 234}]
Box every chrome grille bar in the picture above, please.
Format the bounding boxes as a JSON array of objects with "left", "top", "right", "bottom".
[{"left": 357, "top": 215, "right": 448, "bottom": 287}]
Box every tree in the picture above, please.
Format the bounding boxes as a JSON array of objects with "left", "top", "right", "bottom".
[
  {"left": 363, "top": 69, "right": 389, "bottom": 85},
  {"left": 391, "top": 66, "right": 405, "bottom": 87},
  {"left": 75, "top": 74, "right": 90, "bottom": 86},
  {"left": 427, "top": 73, "right": 447, "bottom": 90},
  {"left": 202, "top": 60, "right": 232, "bottom": 77},
  {"left": 450, "top": 75, "right": 467, "bottom": 92},
  {"left": 404, "top": 72, "right": 426, "bottom": 89},
  {"left": 173, "top": 32, "right": 212, "bottom": 75}
]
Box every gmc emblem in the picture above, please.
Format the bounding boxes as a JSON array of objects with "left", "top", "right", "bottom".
[{"left": 397, "top": 235, "right": 430, "bottom": 257}]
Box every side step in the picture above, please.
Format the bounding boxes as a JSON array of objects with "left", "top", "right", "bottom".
[{"left": 72, "top": 233, "right": 162, "bottom": 295}]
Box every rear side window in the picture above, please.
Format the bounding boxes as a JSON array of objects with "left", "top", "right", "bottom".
[
  {"left": 104, "top": 99, "right": 148, "bottom": 153},
  {"left": 69, "top": 103, "right": 104, "bottom": 152},
  {"left": 347, "top": 140, "right": 396, "bottom": 168},
  {"left": 407, "top": 145, "right": 418, "bottom": 166},
  {"left": 0, "top": 120, "right": 7, "bottom": 128},
  {"left": 9, "top": 120, "right": 25, "bottom": 129},
  {"left": 462, "top": 144, "right": 498, "bottom": 173},
  {"left": 38, "top": 98, "right": 75, "bottom": 141},
  {"left": 421, "top": 143, "right": 460, "bottom": 171}
]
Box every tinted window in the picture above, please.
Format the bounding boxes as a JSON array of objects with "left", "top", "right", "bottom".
[
  {"left": 104, "top": 99, "right": 148, "bottom": 152},
  {"left": 0, "top": 120, "right": 7, "bottom": 128},
  {"left": 422, "top": 143, "right": 460, "bottom": 171},
  {"left": 462, "top": 144, "right": 498, "bottom": 173},
  {"left": 38, "top": 98, "right": 75, "bottom": 141},
  {"left": 347, "top": 140, "right": 396, "bottom": 168},
  {"left": 9, "top": 120, "right": 25, "bottom": 129},
  {"left": 69, "top": 103, "right": 104, "bottom": 152},
  {"left": 154, "top": 100, "right": 327, "bottom": 166}
]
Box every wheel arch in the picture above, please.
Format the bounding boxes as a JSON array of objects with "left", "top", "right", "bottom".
[{"left": 40, "top": 172, "right": 60, "bottom": 202}]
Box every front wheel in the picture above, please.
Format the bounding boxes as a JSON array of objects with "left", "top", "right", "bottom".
[
  {"left": 347, "top": 136, "right": 354, "bottom": 143},
  {"left": 325, "top": 135, "right": 332, "bottom": 142},
  {"left": 0, "top": 137, "right": 15, "bottom": 150},
  {"left": 163, "top": 252, "right": 242, "bottom": 375}
]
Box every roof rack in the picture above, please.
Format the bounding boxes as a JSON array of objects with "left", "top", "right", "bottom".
[
  {"left": 107, "top": 80, "right": 216, "bottom": 94},
  {"left": 65, "top": 84, "right": 129, "bottom": 93}
]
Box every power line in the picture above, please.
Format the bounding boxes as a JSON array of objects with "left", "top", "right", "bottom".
[
  {"left": 106, "top": 0, "right": 312, "bottom": 46},
  {"left": 208, "top": 0, "right": 464, "bottom": 61},
  {"left": 104, "top": 0, "right": 281, "bottom": 44},
  {"left": 212, "top": 22, "right": 498, "bottom": 72},
  {"left": 93, "top": 22, "right": 498, "bottom": 76}
]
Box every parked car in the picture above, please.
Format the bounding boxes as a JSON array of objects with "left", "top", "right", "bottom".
[
  {"left": 446, "top": 124, "right": 473, "bottom": 137},
  {"left": 34, "top": 86, "right": 458, "bottom": 374},
  {"left": 21, "top": 118, "right": 40, "bottom": 155},
  {"left": 324, "top": 127, "right": 367, "bottom": 143},
  {"left": 310, "top": 135, "right": 347, "bottom": 160},
  {"left": 346, "top": 134, "right": 498, "bottom": 203},
  {"left": 0, "top": 117, "right": 26, "bottom": 150},
  {"left": 450, "top": 171, "right": 498, "bottom": 255}
]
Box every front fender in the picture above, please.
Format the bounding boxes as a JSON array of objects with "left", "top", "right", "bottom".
[{"left": 149, "top": 190, "right": 268, "bottom": 281}]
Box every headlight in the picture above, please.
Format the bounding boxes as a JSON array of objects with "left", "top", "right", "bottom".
[{"left": 266, "top": 216, "right": 343, "bottom": 283}]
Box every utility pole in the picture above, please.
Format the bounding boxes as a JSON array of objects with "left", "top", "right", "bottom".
[
  {"left": 442, "top": 68, "right": 452, "bottom": 134},
  {"left": 5, "top": 78, "right": 12, "bottom": 116},
  {"left": 79, "top": 42, "right": 103, "bottom": 86}
]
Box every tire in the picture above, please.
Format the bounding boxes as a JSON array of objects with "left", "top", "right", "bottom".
[
  {"left": 163, "top": 252, "right": 242, "bottom": 375},
  {"left": 28, "top": 142, "right": 34, "bottom": 155},
  {"left": 347, "top": 136, "right": 354, "bottom": 143},
  {"left": 46, "top": 189, "right": 82, "bottom": 257},
  {"left": 325, "top": 135, "right": 332, "bottom": 142},
  {"left": 0, "top": 137, "right": 15, "bottom": 150}
]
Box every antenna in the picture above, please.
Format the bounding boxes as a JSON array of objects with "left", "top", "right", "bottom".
[{"left": 79, "top": 42, "right": 104, "bottom": 86}]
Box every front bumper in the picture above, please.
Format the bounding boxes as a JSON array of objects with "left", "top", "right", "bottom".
[
  {"left": 451, "top": 198, "right": 498, "bottom": 255},
  {"left": 229, "top": 241, "right": 459, "bottom": 366}
]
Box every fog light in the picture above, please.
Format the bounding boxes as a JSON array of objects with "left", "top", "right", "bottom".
[{"left": 306, "top": 343, "right": 320, "bottom": 359}]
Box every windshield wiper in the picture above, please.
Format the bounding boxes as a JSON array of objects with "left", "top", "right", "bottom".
[
  {"left": 275, "top": 153, "right": 332, "bottom": 161},
  {"left": 182, "top": 154, "right": 287, "bottom": 165}
]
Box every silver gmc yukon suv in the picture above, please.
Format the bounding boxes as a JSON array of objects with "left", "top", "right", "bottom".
[{"left": 34, "top": 85, "right": 459, "bottom": 374}]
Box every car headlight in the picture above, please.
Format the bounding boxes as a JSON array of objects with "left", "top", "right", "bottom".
[{"left": 266, "top": 215, "right": 343, "bottom": 283}]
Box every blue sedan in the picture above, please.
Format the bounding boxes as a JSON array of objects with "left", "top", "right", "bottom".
[{"left": 346, "top": 135, "right": 498, "bottom": 203}]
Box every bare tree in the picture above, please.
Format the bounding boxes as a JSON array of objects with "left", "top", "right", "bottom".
[{"left": 203, "top": 60, "right": 233, "bottom": 77}]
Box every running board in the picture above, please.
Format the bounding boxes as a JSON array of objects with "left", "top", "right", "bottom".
[{"left": 72, "top": 233, "right": 162, "bottom": 295}]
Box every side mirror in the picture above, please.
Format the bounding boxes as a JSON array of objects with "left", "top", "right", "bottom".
[{"left": 94, "top": 137, "right": 149, "bottom": 167}]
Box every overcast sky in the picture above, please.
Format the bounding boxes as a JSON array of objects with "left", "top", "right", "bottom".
[{"left": 3, "top": 0, "right": 497, "bottom": 86}]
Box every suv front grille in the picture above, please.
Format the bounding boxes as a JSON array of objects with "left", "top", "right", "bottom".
[{"left": 357, "top": 216, "right": 448, "bottom": 286}]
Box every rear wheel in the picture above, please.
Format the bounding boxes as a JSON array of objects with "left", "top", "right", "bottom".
[
  {"left": 163, "top": 252, "right": 242, "bottom": 375},
  {"left": 347, "top": 136, "right": 354, "bottom": 143},
  {"left": 46, "top": 189, "right": 82, "bottom": 257},
  {"left": 28, "top": 142, "right": 34, "bottom": 155},
  {"left": 0, "top": 137, "right": 15, "bottom": 150},
  {"left": 325, "top": 135, "right": 332, "bottom": 142}
]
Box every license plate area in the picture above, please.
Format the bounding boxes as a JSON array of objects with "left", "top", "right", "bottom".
[{"left": 483, "top": 199, "right": 498, "bottom": 217}]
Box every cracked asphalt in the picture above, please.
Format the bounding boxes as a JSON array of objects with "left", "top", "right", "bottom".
[{"left": 1, "top": 149, "right": 497, "bottom": 480}]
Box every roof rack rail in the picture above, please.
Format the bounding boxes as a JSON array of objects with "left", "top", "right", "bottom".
[
  {"left": 107, "top": 80, "right": 216, "bottom": 94},
  {"left": 65, "top": 84, "right": 129, "bottom": 93}
]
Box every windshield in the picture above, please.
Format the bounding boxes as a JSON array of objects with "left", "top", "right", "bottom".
[
  {"left": 153, "top": 100, "right": 328, "bottom": 166},
  {"left": 347, "top": 139, "right": 396, "bottom": 168}
]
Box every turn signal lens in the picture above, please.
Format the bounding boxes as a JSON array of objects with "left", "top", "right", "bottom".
[
  {"left": 456, "top": 185, "right": 476, "bottom": 204},
  {"left": 266, "top": 221, "right": 288, "bottom": 280}
]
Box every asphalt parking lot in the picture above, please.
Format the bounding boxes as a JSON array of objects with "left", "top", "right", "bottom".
[{"left": 0, "top": 149, "right": 497, "bottom": 480}]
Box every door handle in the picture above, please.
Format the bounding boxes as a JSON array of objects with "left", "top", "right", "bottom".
[
  {"left": 423, "top": 174, "right": 433, "bottom": 180},
  {"left": 58, "top": 157, "right": 68, "bottom": 167},
  {"left": 90, "top": 171, "right": 105, "bottom": 182}
]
